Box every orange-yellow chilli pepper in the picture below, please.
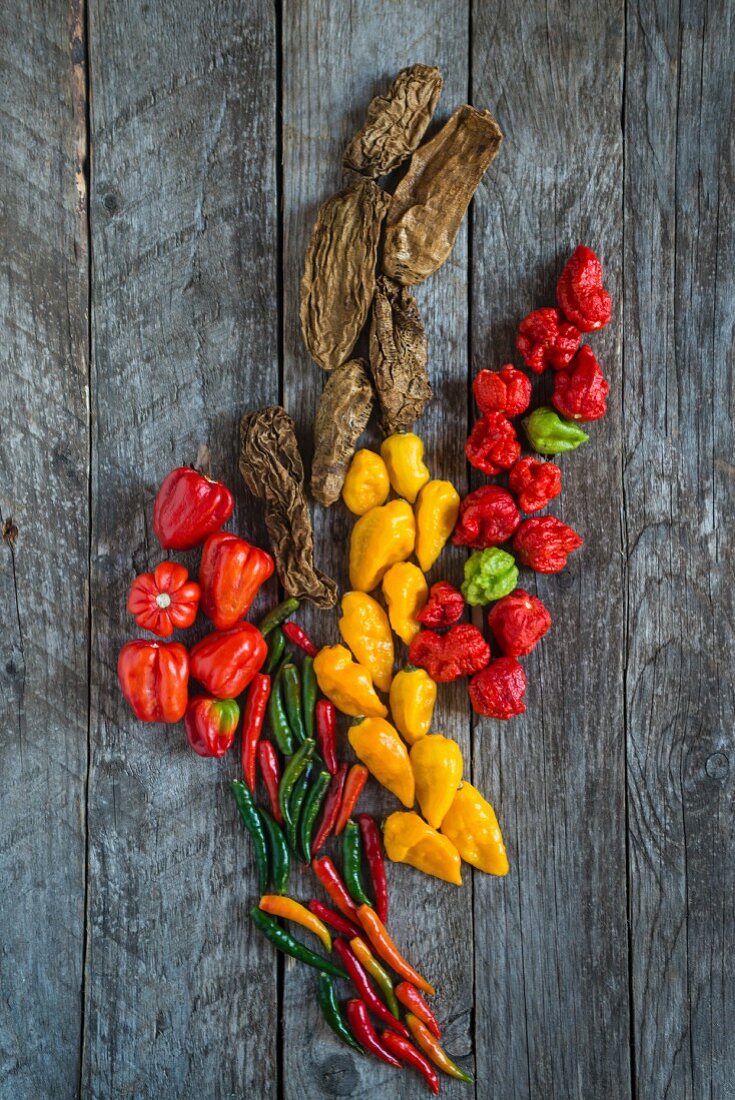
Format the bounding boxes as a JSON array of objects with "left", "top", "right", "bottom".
[
  {"left": 349, "top": 499, "right": 416, "bottom": 592},
  {"left": 409, "top": 733, "right": 463, "bottom": 829},
  {"left": 414, "top": 479, "right": 461, "bottom": 573},
  {"left": 383, "top": 811, "right": 462, "bottom": 886},
  {"left": 342, "top": 449, "right": 390, "bottom": 515},
  {"left": 259, "top": 895, "right": 332, "bottom": 951},
  {"left": 382, "top": 562, "right": 428, "bottom": 646},
  {"left": 440, "top": 781, "right": 509, "bottom": 876},
  {"left": 348, "top": 717, "right": 414, "bottom": 808},
  {"left": 338, "top": 591, "right": 394, "bottom": 693},
  {"left": 380, "top": 433, "right": 430, "bottom": 503},
  {"left": 314, "top": 645, "right": 387, "bottom": 718}
]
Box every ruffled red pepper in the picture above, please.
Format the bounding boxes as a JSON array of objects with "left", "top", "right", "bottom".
[
  {"left": 487, "top": 588, "right": 551, "bottom": 656},
  {"left": 153, "top": 467, "right": 234, "bottom": 550},
  {"left": 417, "top": 581, "right": 465, "bottom": 629},
  {"left": 241, "top": 673, "right": 271, "bottom": 789},
  {"left": 508, "top": 457, "right": 562, "bottom": 513},
  {"left": 469, "top": 657, "right": 527, "bottom": 719},
  {"left": 465, "top": 412, "right": 520, "bottom": 476},
  {"left": 199, "top": 532, "right": 274, "bottom": 630},
  {"left": 512, "top": 516, "right": 583, "bottom": 574},
  {"left": 552, "top": 345, "right": 609, "bottom": 421},
  {"left": 117, "top": 639, "right": 189, "bottom": 723},
  {"left": 189, "top": 624, "right": 267, "bottom": 698},
  {"left": 127, "top": 561, "right": 201, "bottom": 637},
  {"left": 556, "top": 245, "right": 612, "bottom": 332},
  {"left": 473, "top": 364, "right": 531, "bottom": 416},
  {"left": 408, "top": 624, "right": 491, "bottom": 683},
  {"left": 452, "top": 485, "right": 520, "bottom": 549},
  {"left": 516, "top": 307, "right": 581, "bottom": 373},
  {"left": 185, "top": 695, "right": 240, "bottom": 757}
]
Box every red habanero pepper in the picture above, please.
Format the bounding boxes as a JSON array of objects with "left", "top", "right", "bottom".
[
  {"left": 356, "top": 904, "right": 435, "bottom": 995},
  {"left": 282, "top": 621, "right": 318, "bottom": 657},
  {"left": 311, "top": 762, "right": 348, "bottom": 854},
  {"left": 556, "top": 244, "right": 612, "bottom": 332},
  {"left": 345, "top": 999, "right": 402, "bottom": 1068},
  {"left": 465, "top": 411, "right": 521, "bottom": 476},
  {"left": 417, "top": 581, "right": 465, "bottom": 629},
  {"left": 395, "top": 983, "right": 442, "bottom": 1039},
  {"left": 257, "top": 741, "right": 283, "bottom": 824},
  {"left": 308, "top": 900, "right": 363, "bottom": 941},
  {"left": 516, "top": 307, "right": 581, "bottom": 373},
  {"left": 469, "top": 657, "right": 527, "bottom": 720},
  {"left": 452, "top": 485, "right": 520, "bottom": 549},
  {"left": 552, "top": 345, "right": 609, "bottom": 422},
  {"left": 241, "top": 673, "right": 271, "bottom": 790},
  {"left": 508, "top": 456, "right": 561, "bottom": 513},
  {"left": 189, "top": 624, "right": 267, "bottom": 698},
  {"left": 118, "top": 640, "right": 189, "bottom": 723},
  {"left": 332, "top": 939, "right": 409, "bottom": 1037},
  {"left": 356, "top": 813, "right": 388, "bottom": 924},
  {"left": 185, "top": 696, "right": 239, "bottom": 756},
  {"left": 334, "top": 764, "right": 369, "bottom": 836},
  {"left": 127, "top": 561, "right": 201, "bottom": 637},
  {"left": 512, "top": 516, "right": 583, "bottom": 574},
  {"left": 312, "top": 855, "right": 359, "bottom": 919},
  {"left": 199, "top": 531, "right": 274, "bottom": 630},
  {"left": 315, "top": 699, "right": 338, "bottom": 774},
  {"left": 408, "top": 624, "right": 491, "bottom": 683},
  {"left": 472, "top": 364, "right": 531, "bottom": 416},
  {"left": 381, "top": 1030, "right": 440, "bottom": 1094},
  {"left": 153, "top": 466, "right": 234, "bottom": 550},
  {"left": 487, "top": 589, "right": 551, "bottom": 657}
]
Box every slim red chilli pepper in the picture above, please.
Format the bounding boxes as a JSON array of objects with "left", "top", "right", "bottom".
[
  {"left": 345, "top": 999, "right": 402, "bottom": 1068},
  {"left": 381, "top": 1030, "right": 440, "bottom": 1094},
  {"left": 395, "top": 983, "right": 441, "bottom": 1039},
  {"left": 308, "top": 900, "right": 363, "bottom": 941},
  {"left": 312, "top": 855, "right": 359, "bottom": 919},
  {"left": 332, "top": 939, "right": 409, "bottom": 1037},
  {"left": 281, "top": 621, "right": 318, "bottom": 657},
  {"left": 356, "top": 814, "right": 388, "bottom": 924},
  {"left": 311, "top": 763, "right": 348, "bottom": 854},
  {"left": 257, "top": 741, "right": 283, "bottom": 825},
  {"left": 334, "top": 764, "right": 369, "bottom": 836},
  {"left": 242, "top": 674, "right": 271, "bottom": 791},
  {"left": 315, "top": 699, "right": 338, "bottom": 775}
]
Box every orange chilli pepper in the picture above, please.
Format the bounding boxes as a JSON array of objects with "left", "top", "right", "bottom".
[
  {"left": 259, "top": 895, "right": 332, "bottom": 951},
  {"left": 405, "top": 1013, "right": 474, "bottom": 1082},
  {"left": 334, "top": 764, "right": 368, "bottom": 836},
  {"left": 356, "top": 905, "right": 435, "bottom": 996}
]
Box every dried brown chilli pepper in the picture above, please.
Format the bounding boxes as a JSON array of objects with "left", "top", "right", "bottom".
[
  {"left": 343, "top": 64, "right": 443, "bottom": 179},
  {"left": 300, "top": 177, "right": 390, "bottom": 371},
  {"left": 369, "top": 276, "right": 432, "bottom": 433},
  {"left": 311, "top": 359, "right": 374, "bottom": 506},
  {"left": 382, "top": 105, "right": 503, "bottom": 285},
  {"left": 239, "top": 406, "right": 338, "bottom": 609}
]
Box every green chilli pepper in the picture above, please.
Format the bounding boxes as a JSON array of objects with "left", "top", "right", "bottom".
[
  {"left": 231, "top": 781, "right": 269, "bottom": 895},
  {"left": 281, "top": 663, "right": 306, "bottom": 743},
  {"left": 342, "top": 819, "right": 373, "bottom": 907},
  {"left": 258, "top": 598, "right": 300, "bottom": 638},
  {"left": 302, "top": 656, "right": 317, "bottom": 741},
  {"left": 317, "top": 974, "right": 364, "bottom": 1054},
  {"left": 278, "top": 738, "right": 316, "bottom": 832},
  {"left": 286, "top": 766, "right": 312, "bottom": 856},
  {"left": 249, "top": 906, "right": 348, "bottom": 980},
  {"left": 523, "top": 406, "right": 589, "bottom": 454},
  {"left": 268, "top": 665, "right": 295, "bottom": 755},
  {"left": 260, "top": 808, "right": 290, "bottom": 895},
  {"left": 265, "top": 628, "right": 287, "bottom": 674},
  {"left": 461, "top": 547, "right": 519, "bottom": 606},
  {"left": 300, "top": 769, "right": 331, "bottom": 863}
]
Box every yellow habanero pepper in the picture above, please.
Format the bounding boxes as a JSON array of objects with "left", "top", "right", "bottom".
[
  {"left": 380, "top": 433, "right": 430, "bottom": 503},
  {"left": 339, "top": 591, "right": 394, "bottom": 694},
  {"left": 383, "top": 811, "right": 462, "bottom": 886},
  {"left": 440, "top": 781, "right": 509, "bottom": 876},
  {"left": 389, "top": 667, "right": 437, "bottom": 745},
  {"left": 409, "top": 734, "right": 463, "bottom": 829},
  {"left": 348, "top": 717, "right": 414, "bottom": 808},
  {"left": 349, "top": 500, "right": 415, "bottom": 592},
  {"left": 314, "top": 645, "right": 387, "bottom": 719},
  {"left": 382, "top": 562, "right": 428, "bottom": 645},
  {"left": 414, "top": 479, "right": 461, "bottom": 573},
  {"left": 342, "top": 449, "right": 390, "bottom": 516}
]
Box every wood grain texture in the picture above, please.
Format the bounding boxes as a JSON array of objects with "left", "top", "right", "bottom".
[
  {"left": 0, "top": 2, "right": 89, "bottom": 1096},
  {"left": 281, "top": 3, "right": 474, "bottom": 1096},
  {"left": 624, "top": 1, "right": 735, "bottom": 1096},
  {"left": 84, "top": 1, "right": 279, "bottom": 1095},
  {"left": 471, "top": 3, "right": 630, "bottom": 1097}
]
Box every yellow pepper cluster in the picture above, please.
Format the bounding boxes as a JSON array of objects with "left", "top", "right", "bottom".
[{"left": 313, "top": 430, "right": 508, "bottom": 887}]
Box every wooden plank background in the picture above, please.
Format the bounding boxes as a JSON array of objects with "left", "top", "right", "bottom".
[{"left": 0, "top": 1, "right": 732, "bottom": 1098}]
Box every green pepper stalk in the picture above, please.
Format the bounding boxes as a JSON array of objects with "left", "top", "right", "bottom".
[
  {"left": 317, "top": 974, "right": 364, "bottom": 1054},
  {"left": 249, "top": 906, "right": 348, "bottom": 980},
  {"left": 300, "top": 769, "right": 331, "bottom": 863},
  {"left": 260, "top": 808, "right": 290, "bottom": 895},
  {"left": 523, "top": 406, "right": 589, "bottom": 454},
  {"left": 265, "top": 627, "right": 287, "bottom": 674},
  {"left": 281, "top": 663, "right": 306, "bottom": 743},
  {"left": 302, "top": 656, "right": 317, "bottom": 741},
  {"left": 278, "top": 738, "right": 316, "bottom": 833},
  {"left": 268, "top": 665, "right": 295, "bottom": 754},
  {"left": 231, "top": 781, "right": 269, "bottom": 895},
  {"left": 286, "top": 766, "right": 312, "bottom": 856},
  {"left": 258, "top": 597, "right": 300, "bottom": 637},
  {"left": 342, "top": 819, "right": 373, "bottom": 907}
]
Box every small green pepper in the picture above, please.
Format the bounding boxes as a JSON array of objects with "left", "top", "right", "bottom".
[
  {"left": 268, "top": 665, "right": 295, "bottom": 755},
  {"left": 523, "top": 406, "right": 589, "bottom": 454},
  {"left": 260, "top": 808, "right": 290, "bottom": 894},
  {"left": 278, "top": 738, "right": 316, "bottom": 833},
  {"left": 258, "top": 597, "right": 300, "bottom": 637},
  {"left": 287, "top": 766, "right": 312, "bottom": 856},
  {"left": 231, "top": 781, "right": 269, "bottom": 894},
  {"left": 281, "top": 663, "right": 306, "bottom": 743},
  {"left": 249, "top": 907, "right": 348, "bottom": 980},
  {"left": 299, "top": 769, "right": 331, "bottom": 863},
  {"left": 302, "top": 656, "right": 317, "bottom": 741},
  {"left": 265, "top": 628, "right": 287, "bottom": 674},
  {"left": 317, "top": 974, "right": 364, "bottom": 1054},
  {"left": 342, "top": 819, "right": 373, "bottom": 907},
  {"left": 461, "top": 547, "right": 519, "bottom": 606}
]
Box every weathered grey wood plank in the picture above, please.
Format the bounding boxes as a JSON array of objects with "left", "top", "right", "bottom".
[
  {"left": 624, "top": 2, "right": 735, "bottom": 1096},
  {"left": 0, "top": 2, "right": 89, "bottom": 1096},
  {"left": 281, "top": 4, "right": 474, "bottom": 1096},
  {"left": 84, "top": 2, "right": 279, "bottom": 1095},
  {"left": 471, "top": 3, "right": 630, "bottom": 1097}
]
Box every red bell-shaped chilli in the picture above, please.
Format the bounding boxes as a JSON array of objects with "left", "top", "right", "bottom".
[
  {"left": 199, "top": 531, "right": 274, "bottom": 630},
  {"left": 153, "top": 467, "right": 234, "bottom": 550},
  {"left": 127, "top": 561, "right": 201, "bottom": 637},
  {"left": 189, "top": 624, "right": 267, "bottom": 699},
  {"left": 117, "top": 639, "right": 190, "bottom": 723},
  {"left": 184, "top": 696, "right": 240, "bottom": 757}
]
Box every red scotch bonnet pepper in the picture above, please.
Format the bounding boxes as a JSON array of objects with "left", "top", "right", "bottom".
[
  {"left": 417, "top": 581, "right": 464, "bottom": 629},
  {"left": 465, "top": 411, "right": 520, "bottom": 476},
  {"left": 127, "top": 561, "right": 201, "bottom": 637},
  {"left": 153, "top": 466, "right": 234, "bottom": 550},
  {"left": 469, "top": 657, "right": 527, "bottom": 719},
  {"left": 199, "top": 531, "right": 274, "bottom": 630},
  {"left": 408, "top": 624, "right": 490, "bottom": 682},
  {"left": 472, "top": 364, "right": 531, "bottom": 416},
  {"left": 556, "top": 245, "right": 612, "bottom": 333},
  {"left": 487, "top": 588, "right": 551, "bottom": 656},
  {"left": 185, "top": 696, "right": 240, "bottom": 758},
  {"left": 551, "top": 345, "right": 609, "bottom": 422},
  {"left": 190, "top": 623, "right": 267, "bottom": 698},
  {"left": 452, "top": 485, "right": 520, "bottom": 549},
  {"left": 513, "top": 516, "right": 583, "bottom": 574},
  {"left": 117, "top": 640, "right": 189, "bottom": 723},
  {"left": 516, "top": 307, "right": 581, "bottom": 373},
  {"left": 508, "top": 456, "right": 562, "bottom": 513}
]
